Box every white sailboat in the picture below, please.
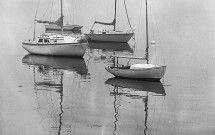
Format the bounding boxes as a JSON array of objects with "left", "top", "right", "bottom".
[
  {"left": 84, "top": 0, "right": 134, "bottom": 43},
  {"left": 22, "top": 0, "right": 88, "bottom": 57},
  {"left": 105, "top": 0, "right": 166, "bottom": 81}
]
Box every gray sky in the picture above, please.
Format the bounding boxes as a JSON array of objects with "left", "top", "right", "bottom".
[{"left": 0, "top": 0, "right": 214, "bottom": 55}]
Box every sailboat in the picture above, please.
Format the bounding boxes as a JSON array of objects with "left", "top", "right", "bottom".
[
  {"left": 84, "top": 0, "right": 134, "bottom": 43},
  {"left": 22, "top": 0, "right": 88, "bottom": 57},
  {"left": 105, "top": 0, "right": 166, "bottom": 81}
]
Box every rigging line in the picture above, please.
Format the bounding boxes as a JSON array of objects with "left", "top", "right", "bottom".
[
  {"left": 67, "top": 0, "right": 73, "bottom": 22},
  {"left": 33, "top": 0, "right": 40, "bottom": 40},
  {"left": 148, "top": 0, "right": 155, "bottom": 39},
  {"left": 135, "top": 0, "right": 143, "bottom": 54},
  {"left": 155, "top": 96, "right": 166, "bottom": 135},
  {"left": 53, "top": 0, "right": 58, "bottom": 20},
  {"left": 49, "top": 0, "right": 55, "bottom": 21},
  {"left": 151, "top": 0, "right": 166, "bottom": 65},
  {"left": 34, "top": 0, "right": 41, "bottom": 20},
  {"left": 155, "top": 44, "right": 158, "bottom": 65},
  {"left": 123, "top": 0, "right": 134, "bottom": 33},
  {"left": 41, "top": 0, "right": 52, "bottom": 20},
  {"left": 133, "top": 97, "right": 141, "bottom": 135},
  {"left": 67, "top": 0, "right": 74, "bottom": 23},
  {"left": 77, "top": 0, "right": 83, "bottom": 23},
  {"left": 148, "top": 96, "right": 157, "bottom": 135}
]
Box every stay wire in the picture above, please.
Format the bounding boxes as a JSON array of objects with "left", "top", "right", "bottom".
[
  {"left": 150, "top": 0, "right": 166, "bottom": 65},
  {"left": 41, "top": 0, "right": 52, "bottom": 20},
  {"left": 49, "top": 0, "right": 54, "bottom": 21},
  {"left": 148, "top": 1, "right": 158, "bottom": 64},
  {"left": 123, "top": 0, "right": 133, "bottom": 33},
  {"left": 136, "top": 0, "right": 143, "bottom": 54},
  {"left": 34, "top": 0, "right": 40, "bottom": 20}
]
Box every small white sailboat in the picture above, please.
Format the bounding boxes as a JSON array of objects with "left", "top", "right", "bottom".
[
  {"left": 84, "top": 0, "right": 134, "bottom": 43},
  {"left": 105, "top": 0, "right": 166, "bottom": 81},
  {"left": 22, "top": 0, "right": 88, "bottom": 57}
]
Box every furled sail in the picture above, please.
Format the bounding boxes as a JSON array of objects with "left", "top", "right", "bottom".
[
  {"left": 94, "top": 19, "right": 116, "bottom": 26},
  {"left": 35, "top": 16, "right": 63, "bottom": 27}
]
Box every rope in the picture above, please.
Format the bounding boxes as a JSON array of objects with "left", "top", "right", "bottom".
[
  {"left": 34, "top": 0, "right": 40, "bottom": 20},
  {"left": 49, "top": 0, "right": 55, "bottom": 21},
  {"left": 150, "top": 0, "right": 166, "bottom": 66},
  {"left": 135, "top": 0, "right": 143, "bottom": 54},
  {"left": 123, "top": 0, "right": 134, "bottom": 33},
  {"left": 41, "top": 0, "right": 52, "bottom": 20},
  {"left": 148, "top": 1, "right": 155, "bottom": 39}
]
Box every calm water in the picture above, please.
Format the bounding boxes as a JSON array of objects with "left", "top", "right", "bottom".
[{"left": 0, "top": 0, "right": 215, "bottom": 135}]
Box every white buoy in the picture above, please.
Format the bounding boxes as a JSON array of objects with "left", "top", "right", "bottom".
[{"left": 150, "top": 40, "right": 156, "bottom": 44}]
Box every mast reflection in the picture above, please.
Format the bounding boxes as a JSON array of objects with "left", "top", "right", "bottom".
[
  {"left": 105, "top": 77, "right": 166, "bottom": 135},
  {"left": 22, "top": 54, "right": 89, "bottom": 135}
]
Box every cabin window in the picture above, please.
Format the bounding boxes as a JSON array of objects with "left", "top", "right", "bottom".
[
  {"left": 44, "top": 39, "right": 49, "bottom": 43},
  {"left": 38, "top": 39, "right": 43, "bottom": 43}
]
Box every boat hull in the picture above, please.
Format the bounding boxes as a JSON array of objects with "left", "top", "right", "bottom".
[
  {"left": 84, "top": 33, "right": 134, "bottom": 43},
  {"left": 22, "top": 42, "right": 88, "bottom": 57},
  {"left": 105, "top": 66, "right": 166, "bottom": 81}
]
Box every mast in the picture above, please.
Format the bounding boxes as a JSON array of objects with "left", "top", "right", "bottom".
[
  {"left": 113, "top": 0, "right": 117, "bottom": 31},
  {"left": 33, "top": 20, "right": 36, "bottom": 40},
  {"left": 145, "top": 0, "right": 149, "bottom": 64},
  {"left": 61, "top": 0, "right": 63, "bottom": 35}
]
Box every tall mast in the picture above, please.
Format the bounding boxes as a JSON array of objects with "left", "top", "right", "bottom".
[
  {"left": 61, "top": 0, "right": 63, "bottom": 35},
  {"left": 113, "top": 0, "right": 117, "bottom": 31},
  {"left": 145, "top": 0, "right": 149, "bottom": 64},
  {"left": 33, "top": 20, "right": 36, "bottom": 40}
]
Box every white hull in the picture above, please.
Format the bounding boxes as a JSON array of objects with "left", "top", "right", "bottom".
[
  {"left": 84, "top": 33, "right": 134, "bottom": 43},
  {"left": 22, "top": 42, "right": 88, "bottom": 57},
  {"left": 105, "top": 66, "right": 166, "bottom": 81}
]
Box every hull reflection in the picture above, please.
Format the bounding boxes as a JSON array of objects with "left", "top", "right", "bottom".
[
  {"left": 87, "top": 42, "right": 134, "bottom": 63},
  {"left": 105, "top": 77, "right": 166, "bottom": 135},
  {"left": 22, "top": 54, "right": 88, "bottom": 76},
  {"left": 105, "top": 77, "right": 166, "bottom": 95},
  {"left": 88, "top": 42, "right": 133, "bottom": 52}
]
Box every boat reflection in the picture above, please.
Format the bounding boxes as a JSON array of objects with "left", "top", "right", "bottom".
[
  {"left": 88, "top": 42, "right": 133, "bottom": 52},
  {"left": 22, "top": 54, "right": 89, "bottom": 76},
  {"left": 87, "top": 42, "right": 134, "bottom": 62},
  {"left": 22, "top": 54, "right": 90, "bottom": 134},
  {"left": 105, "top": 77, "right": 166, "bottom": 135},
  {"left": 105, "top": 77, "right": 166, "bottom": 96}
]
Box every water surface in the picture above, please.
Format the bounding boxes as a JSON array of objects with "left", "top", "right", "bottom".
[{"left": 0, "top": 0, "right": 215, "bottom": 135}]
